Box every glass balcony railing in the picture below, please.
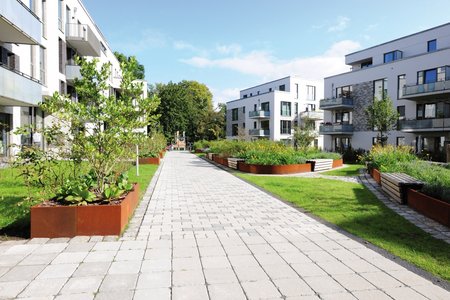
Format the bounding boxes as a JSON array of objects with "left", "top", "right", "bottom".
[
  {"left": 402, "top": 80, "right": 450, "bottom": 98},
  {"left": 399, "top": 118, "right": 450, "bottom": 131},
  {"left": 249, "top": 129, "right": 270, "bottom": 136},
  {"left": 319, "top": 124, "right": 354, "bottom": 135},
  {"left": 249, "top": 110, "right": 270, "bottom": 118},
  {"left": 299, "top": 110, "right": 323, "bottom": 120},
  {"left": 319, "top": 97, "right": 353, "bottom": 110}
]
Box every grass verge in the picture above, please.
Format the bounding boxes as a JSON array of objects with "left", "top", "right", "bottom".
[
  {"left": 322, "top": 164, "right": 364, "bottom": 176},
  {"left": 0, "top": 164, "right": 158, "bottom": 240},
  {"left": 237, "top": 174, "right": 450, "bottom": 281}
]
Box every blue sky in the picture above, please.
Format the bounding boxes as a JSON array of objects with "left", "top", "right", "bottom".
[{"left": 83, "top": 0, "right": 450, "bottom": 105}]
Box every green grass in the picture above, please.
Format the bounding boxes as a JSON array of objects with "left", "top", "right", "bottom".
[
  {"left": 237, "top": 174, "right": 450, "bottom": 281},
  {"left": 0, "top": 164, "right": 158, "bottom": 239},
  {"left": 322, "top": 164, "right": 364, "bottom": 176},
  {"left": 194, "top": 153, "right": 206, "bottom": 158}
]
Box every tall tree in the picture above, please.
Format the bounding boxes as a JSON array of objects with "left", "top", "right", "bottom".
[
  {"left": 293, "top": 118, "right": 317, "bottom": 150},
  {"left": 114, "top": 51, "right": 145, "bottom": 80},
  {"left": 365, "top": 96, "right": 399, "bottom": 146}
]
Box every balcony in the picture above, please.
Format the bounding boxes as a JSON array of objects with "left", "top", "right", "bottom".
[
  {"left": 319, "top": 124, "right": 354, "bottom": 135},
  {"left": 299, "top": 110, "right": 323, "bottom": 120},
  {"left": 249, "top": 129, "right": 270, "bottom": 137},
  {"left": 402, "top": 80, "right": 450, "bottom": 101},
  {"left": 0, "top": 0, "right": 42, "bottom": 45},
  {"left": 319, "top": 97, "right": 353, "bottom": 110},
  {"left": 249, "top": 110, "right": 270, "bottom": 119},
  {"left": 112, "top": 75, "right": 122, "bottom": 89},
  {"left": 66, "top": 23, "right": 101, "bottom": 57},
  {"left": 0, "top": 63, "right": 42, "bottom": 106},
  {"left": 65, "top": 65, "right": 81, "bottom": 83},
  {"left": 399, "top": 118, "right": 450, "bottom": 132}
]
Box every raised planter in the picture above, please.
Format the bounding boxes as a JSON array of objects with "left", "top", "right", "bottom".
[
  {"left": 159, "top": 150, "right": 166, "bottom": 159},
  {"left": 407, "top": 189, "right": 450, "bottom": 227},
  {"left": 238, "top": 162, "right": 312, "bottom": 174},
  {"left": 213, "top": 156, "right": 228, "bottom": 167},
  {"left": 31, "top": 184, "right": 140, "bottom": 238},
  {"left": 139, "top": 157, "right": 160, "bottom": 165},
  {"left": 332, "top": 159, "right": 343, "bottom": 168},
  {"left": 370, "top": 168, "right": 381, "bottom": 185}
]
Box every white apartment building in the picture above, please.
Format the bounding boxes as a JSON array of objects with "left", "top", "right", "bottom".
[
  {"left": 0, "top": 0, "right": 124, "bottom": 161},
  {"left": 322, "top": 23, "right": 450, "bottom": 160},
  {"left": 226, "top": 76, "right": 324, "bottom": 147}
]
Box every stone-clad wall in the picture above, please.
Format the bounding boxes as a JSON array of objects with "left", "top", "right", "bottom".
[{"left": 352, "top": 81, "right": 373, "bottom": 132}]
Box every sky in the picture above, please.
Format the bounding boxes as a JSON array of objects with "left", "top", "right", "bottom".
[{"left": 83, "top": 0, "right": 450, "bottom": 106}]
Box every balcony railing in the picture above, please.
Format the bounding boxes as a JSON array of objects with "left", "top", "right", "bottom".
[
  {"left": 402, "top": 80, "right": 450, "bottom": 98},
  {"left": 66, "top": 23, "right": 101, "bottom": 57},
  {"left": 399, "top": 118, "right": 450, "bottom": 131},
  {"left": 319, "top": 124, "right": 354, "bottom": 135},
  {"left": 249, "top": 110, "right": 270, "bottom": 118},
  {"left": 0, "top": 62, "right": 42, "bottom": 106},
  {"left": 249, "top": 129, "right": 270, "bottom": 136},
  {"left": 319, "top": 97, "right": 353, "bottom": 110},
  {"left": 299, "top": 110, "right": 323, "bottom": 120},
  {"left": 0, "top": 0, "right": 42, "bottom": 44},
  {"left": 65, "top": 65, "right": 81, "bottom": 83}
]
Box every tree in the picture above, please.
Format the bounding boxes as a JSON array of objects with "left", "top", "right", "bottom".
[
  {"left": 114, "top": 51, "right": 145, "bottom": 80},
  {"left": 365, "top": 96, "right": 399, "bottom": 147},
  {"left": 293, "top": 118, "right": 317, "bottom": 150}
]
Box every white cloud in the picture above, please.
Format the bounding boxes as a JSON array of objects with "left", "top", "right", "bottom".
[
  {"left": 216, "top": 43, "right": 242, "bottom": 55},
  {"left": 173, "top": 40, "right": 197, "bottom": 51},
  {"left": 116, "top": 29, "right": 167, "bottom": 53},
  {"left": 327, "top": 16, "right": 350, "bottom": 32},
  {"left": 181, "top": 40, "right": 361, "bottom": 82},
  {"left": 210, "top": 87, "right": 241, "bottom": 105}
]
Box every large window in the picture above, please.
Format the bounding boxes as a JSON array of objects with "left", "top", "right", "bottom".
[
  {"left": 58, "top": 0, "right": 63, "bottom": 31},
  {"left": 41, "top": 0, "right": 47, "bottom": 38},
  {"left": 397, "top": 106, "right": 405, "bottom": 119},
  {"left": 231, "top": 108, "right": 238, "bottom": 121},
  {"left": 383, "top": 50, "right": 402, "bottom": 63},
  {"left": 427, "top": 39, "right": 437, "bottom": 52},
  {"left": 335, "top": 111, "right": 350, "bottom": 124},
  {"left": 397, "top": 74, "right": 406, "bottom": 99},
  {"left": 334, "top": 137, "right": 350, "bottom": 152},
  {"left": 306, "top": 85, "right": 316, "bottom": 100},
  {"left": 40, "top": 46, "right": 46, "bottom": 85},
  {"left": 373, "top": 78, "right": 387, "bottom": 100},
  {"left": 280, "top": 102, "right": 291, "bottom": 116},
  {"left": 232, "top": 124, "right": 238, "bottom": 136},
  {"left": 417, "top": 67, "right": 450, "bottom": 84},
  {"left": 279, "top": 84, "right": 285, "bottom": 91},
  {"left": 417, "top": 103, "right": 436, "bottom": 119},
  {"left": 261, "top": 102, "right": 270, "bottom": 111},
  {"left": 336, "top": 85, "right": 352, "bottom": 98},
  {"left": 280, "top": 120, "right": 291, "bottom": 134}
]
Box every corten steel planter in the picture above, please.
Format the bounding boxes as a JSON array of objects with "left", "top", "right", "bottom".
[
  {"left": 31, "top": 184, "right": 140, "bottom": 238},
  {"left": 159, "top": 150, "right": 166, "bottom": 159},
  {"left": 213, "top": 156, "right": 228, "bottom": 166},
  {"left": 237, "top": 162, "right": 312, "bottom": 174},
  {"left": 139, "top": 157, "right": 160, "bottom": 165},
  {"left": 370, "top": 168, "right": 382, "bottom": 185},
  {"left": 407, "top": 189, "right": 450, "bottom": 227},
  {"left": 332, "top": 159, "right": 343, "bottom": 168}
]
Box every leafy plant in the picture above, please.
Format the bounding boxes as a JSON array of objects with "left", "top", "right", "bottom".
[{"left": 365, "top": 96, "right": 399, "bottom": 146}]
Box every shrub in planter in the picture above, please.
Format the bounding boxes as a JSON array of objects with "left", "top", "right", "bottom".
[{"left": 361, "top": 144, "right": 417, "bottom": 172}]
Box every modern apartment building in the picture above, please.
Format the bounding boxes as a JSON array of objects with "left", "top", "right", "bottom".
[
  {"left": 322, "top": 23, "right": 450, "bottom": 159},
  {"left": 0, "top": 0, "right": 123, "bottom": 161},
  {"left": 226, "top": 76, "right": 324, "bottom": 146}
]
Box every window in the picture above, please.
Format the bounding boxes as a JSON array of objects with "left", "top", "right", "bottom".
[
  {"left": 41, "top": 0, "right": 47, "bottom": 38},
  {"left": 397, "top": 106, "right": 405, "bottom": 119},
  {"left": 66, "top": 5, "right": 71, "bottom": 26},
  {"left": 334, "top": 137, "right": 350, "bottom": 152},
  {"left": 417, "top": 67, "right": 450, "bottom": 84},
  {"left": 253, "top": 104, "right": 257, "bottom": 111},
  {"left": 280, "top": 102, "right": 291, "bottom": 116},
  {"left": 100, "top": 42, "right": 107, "bottom": 53},
  {"left": 253, "top": 122, "right": 257, "bottom": 129},
  {"left": 40, "top": 46, "right": 46, "bottom": 85},
  {"left": 242, "top": 106, "right": 245, "bottom": 114},
  {"left": 261, "top": 102, "right": 269, "bottom": 111},
  {"left": 306, "top": 85, "right": 316, "bottom": 100},
  {"left": 279, "top": 84, "right": 285, "bottom": 91},
  {"left": 30, "top": 46, "right": 36, "bottom": 78},
  {"left": 257, "top": 91, "right": 260, "bottom": 95},
  {"left": 232, "top": 124, "right": 238, "bottom": 136},
  {"left": 336, "top": 85, "right": 352, "bottom": 98},
  {"left": 269, "top": 88, "right": 272, "bottom": 92},
  {"left": 280, "top": 120, "right": 291, "bottom": 134},
  {"left": 361, "top": 60, "right": 373, "bottom": 68},
  {"left": 294, "top": 103, "right": 298, "bottom": 115},
  {"left": 427, "top": 39, "right": 437, "bottom": 52},
  {"left": 58, "top": 0, "right": 63, "bottom": 31},
  {"left": 250, "top": 93, "right": 252, "bottom": 96},
  {"left": 335, "top": 111, "right": 350, "bottom": 124},
  {"left": 231, "top": 108, "right": 238, "bottom": 121},
  {"left": 243, "top": 94, "right": 247, "bottom": 98},
  {"left": 59, "top": 80, "right": 66, "bottom": 94},
  {"left": 397, "top": 74, "right": 406, "bottom": 99},
  {"left": 58, "top": 38, "right": 66, "bottom": 74},
  {"left": 417, "top": 103, "right": 437, "bottom": 119},
  {"left": 373, "top": 78, "right": 387, "bottom": 99},
  {"left": 383, "top": 50, "right": 402, "bottom": 63},
  {"left": 295, "top": 83, "right": 299, "bottom": 99},
  {"left": 397, "top": 137, "right": 405, "bottom": 146},
  {"left": 261, "top": 120, "right": 269, "bottom": 130},
  {"left": 242, "top": 123, "right": 245, "bottom": 129}
]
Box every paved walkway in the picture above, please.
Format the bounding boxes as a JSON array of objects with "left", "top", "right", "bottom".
[{"left": 0, "top": 152, "right": 448, "bottom": 299}]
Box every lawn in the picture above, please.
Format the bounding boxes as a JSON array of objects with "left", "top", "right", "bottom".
[
  {"left": 237, "top": 174, "right": 450, "bottom": 281},
  {"left": 0, "top": 164, "right": 158, "bottom": 240},
  {"left": 322, "top": 164, "right": 364, "bottom": 176}
]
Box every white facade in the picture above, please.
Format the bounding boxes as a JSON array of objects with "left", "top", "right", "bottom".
[
  {"left": 0, "top": 0, "right": 130, "bottom": 160},
  {"left": 226, "top": 76, "right": 324, "bottom": 147},
  {"left": 322, "top": 23, "right": 450, "bottom": 160}
]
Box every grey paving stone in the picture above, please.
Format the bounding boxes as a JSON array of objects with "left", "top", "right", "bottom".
[
  {"left": 120, "top": 241, "right": 147, "bottom": 250},
  {"left": 208, "top": 283, "right": 246, "bottom": 300},
  {"left": 262, "top": 263, "right": 299, "bottom": 280},
  {"left": 19, "top": 278, "right": 67, "bottom": 297},
  {"left": 383, "top": 286, "right": 428, "bottom": 300},
  {"left": 140, "top": 259, "right": 171, "bottom": 273},
  {"left": 234, "top": 266, "right": 269, "bottom": 282},
  {"left": 290, "top": 262, "right": 327, "bottom": 277},
  {"left": 316, "top": 260, "right": 355, "bottom": 275},
  {"left": 241, "top": 280, "right": 282, "bottom": 299},
  {"left": 99, "top": 274, "right": 137, "bottom": 292},
  {"left": 94, "top": 291, "right": 134, "bottom": 300},
  {"left": 108, "top": 261, "right": 141, "bottom": 274},
  {"left": 411, "top": 284, "right": 450, "bottom": 300},
  {"left": 333, "top": 273, "right": 376, "bottom": 291},
  {"left": 352, "top": 289, "right": 392, "bottom": 300},
  {"left": 83, "top": 251, "right": 116, "bottom": 263},
  {"left": 222, "top": 245, "right": 251, "bottom": 256},
  {"left": 0, "top": 280, "right": 29, "bottom": 299},
  {"left": 114, "top": 250, "right": 145, "bottom": 261},
  {"left": 303, "top": 276, "right": 346, "bottom": 295},
  {"left": 92, "top": 242, "right": 121, "bottom": 252},
  {"left": 64, "top": 243, "right": 95, "bottom": 253},
  {"left": 173, "top": 269, "right": 205, "bottom": 286},
  {"left": 34, "top": 243, "right": 68, "bottom": 254},
  {"left": 72, "top": 262, "right": 110, "bottom": 277},
  {"left": 204, "top": 268, "right": 238, "bottom": 284},
  {"left": 228, "top": 255, "right": 259, "bottom": 268},
  {"left": 360, "top": 272, "right": 404, "bottom": 291},
  {"left": 172, "top": 285, "right": 209, "bottom": 300},
  {"left": 52, "top": 252, "right": 88, "bottom": 264},
  {"left": 136, "top": 271, "right": 171, "bottom": 289},
  {"left": 60, "top": 276, "right": 103, "bottom": 294},
  {"left": 201, "top": 256, "right": 231, "bottom": 269},
  {"left": 3, "top": 244, "right": 40, "bottom": 255},
  {"left": 55, "top": 293, "right": 95, "bottom": 300},
  {"left": 273, "top": 278, "right": 315, "bottom": 297},
  {"left": 19, "top": 253, "right": 59, "bottom": 266},
  {"left": 172, "top": 257, "right": 202, "bottom": 271},
  {"left": 0, "top": 265, "right": 45, "bottom": 282},
  {"left": 320, "top": 292, "right": 358, "bottom": 300},
  {"left": 0, "top": 254, "right": 27, "bottom": 267},
  {"left": 133, "top": 288, "right": 171, "bottom": 300},
  {"left": 37, "top": 264, "right": 79, "bottom": 279}
]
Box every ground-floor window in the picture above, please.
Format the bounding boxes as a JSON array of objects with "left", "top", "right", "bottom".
[
  {"left": 334, "top": 137, "right": 350, "bottom": 152},
  {"left": 232, "top": 124, "right": 239, "bottom": 136},
  {"left": 0, "top": 113, "right": 11, "bottom": 157},
  {"left": 280, "top": 120, "right": 291, "bottom": 134},
  {"left": 396, "top": 137, "right": 405, "bottom": 146}
]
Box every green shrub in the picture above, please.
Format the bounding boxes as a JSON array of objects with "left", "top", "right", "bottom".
[
  {"left": 362, "top": 145, "right": 417, "bottom": 171},
  {"left": 139, "top": 132, "right": 166, "bottom": 158},
  {"left": 193, "top": 140, "right": 211, "bottom": 151}
]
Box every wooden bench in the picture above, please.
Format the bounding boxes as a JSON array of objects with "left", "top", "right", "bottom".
[
  {"left": 227, "top": 158, "right": 245, "bottom": 170},
  {"left": 307, "top": 159, "right": 333, "bottom": 172},
  {"left": 381, "top": 173, "right": 424, "bottom": 204}
]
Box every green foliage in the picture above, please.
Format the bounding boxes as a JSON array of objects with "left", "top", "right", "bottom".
[
  {"left": 114, "top": 51, "right": 145, "bottom": 80},
  {"left": 365, "top": 96, "right": 399, "bottom": 146},
  {"left": 139, "top": 132, "right": 166, "bottom": 158},
  {"left": 293, "top": 118, "right": 317, "bottom": 150},
  {"left": 323, "top": 164, "right": 364, "bottom": 176},
  {"left": 361, "top": 144, "right": 417, "bottom": 171},
  {"left": 193, "top": 140, "right": 211, "bottom": 151}
]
